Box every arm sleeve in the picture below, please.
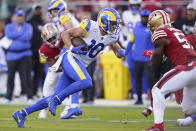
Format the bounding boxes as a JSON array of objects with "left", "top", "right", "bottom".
[
  {"left": 79, "top": 19, "right": 91, "bottom": 37},
  {"left": 17, "top": 24, "right": 33, "bottom": 41}
]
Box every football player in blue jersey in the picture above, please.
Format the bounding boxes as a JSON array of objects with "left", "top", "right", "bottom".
[{"left": 12, "top": 8, "right": 125, "bottom": 128}]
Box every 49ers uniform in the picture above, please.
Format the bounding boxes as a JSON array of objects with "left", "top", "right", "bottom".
[
  {"left": 39, "top": 41, "right": 64, "bottom": 97},
  {"left": 151, "top": 25, "right": 196, "bottom": 124},
  {"left": 152, "top": 26, "right": 196, "bottom": 67}
]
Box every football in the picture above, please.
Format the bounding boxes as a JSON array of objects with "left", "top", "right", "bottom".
[{"left": 71, "top": 37, "right": 88, "bottom": 51}]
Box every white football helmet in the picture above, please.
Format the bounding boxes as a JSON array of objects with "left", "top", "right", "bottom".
[{"left": 41, "top": 23, "right": 60, "bottom": 48}]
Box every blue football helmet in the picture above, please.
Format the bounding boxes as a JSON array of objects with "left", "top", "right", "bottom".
[
  {"left": 97, "top": 8, "right": 121, "bottom": 35},
  {"left": 48, "top": 0, "right": 67, "bottom": 22},
  {"left": 129, "top": 0, "right": 142, "bottom": 13}
]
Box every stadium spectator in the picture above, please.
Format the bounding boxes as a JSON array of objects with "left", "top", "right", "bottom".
[
  {"left": 122, "top": 0, "right": 149, "bottom": 103},
  {"left": 28, "top": 4, "right": 45, "bottom": 97},
  {"left": 128, "top": 9, "right": 154, "bottom": 105},
  {"left": 4, "top": 8, "right": 33, "bottom": 103},
  {"left": 173, "top": 3, "right": 196, "bottom": 35}
]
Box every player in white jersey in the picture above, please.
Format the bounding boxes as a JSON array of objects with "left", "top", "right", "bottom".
[
  {"left": 38, "top": 0, "right": 82, "bottom": 119},
  {"left": 12, "top": 8, "right": 126, "bottom": 128},
  {"left": 122, "top": 0, "right": 149, "bottom": 104},
  {"left": 46, "top": 7, "right": 125, "bottom": 116},
  {"left": 122, "top": 0, "right": 141, "bottom": 41}
]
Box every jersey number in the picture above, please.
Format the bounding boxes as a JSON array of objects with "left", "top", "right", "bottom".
[
  {"left": 88, "top": 40, "right": 104, "bottom": 58},
  {"left": 173, "top": 32, "right": 193, "bottom": 49}
]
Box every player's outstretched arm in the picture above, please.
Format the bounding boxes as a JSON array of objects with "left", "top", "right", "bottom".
[
  {"left": 151, "top": 38, "right": 169, "bottom": 68},
  {"left": 110, "top": 42, "right": 125, "bottom": 58},
  {"left": 61, "top": 27, "right": 86, "bottom": 49}
]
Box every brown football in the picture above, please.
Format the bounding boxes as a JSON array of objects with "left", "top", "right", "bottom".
[{"left": 71, "top": 37, "right": 88, "bottom": 51}]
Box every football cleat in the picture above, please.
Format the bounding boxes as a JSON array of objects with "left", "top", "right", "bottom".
[
  {"left": 142, "top": 108, "right": 152, "bottom": 117},
  {"left": 177, "top": 117, "right": 193, "bottom": 127},
  {"left": 145, "top": 126, "right": 165, "bottom": 131},
  {"left": 49, "top": 95, "right": 61, "bottom": 116},
  {"left": 61, "top": 107, "right": 82, "bottom": 119},
  {"left": 12, "top": 110, "right": 26, "bottom": 128}
]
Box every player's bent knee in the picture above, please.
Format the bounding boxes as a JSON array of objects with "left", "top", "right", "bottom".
[{"left": 81, "top": 79, "right": 92, "bottom": 90}]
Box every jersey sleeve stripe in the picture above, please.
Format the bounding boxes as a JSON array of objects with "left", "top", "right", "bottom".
[
  {"left": 152, "top": 30, "right": 167, "bottom": 38},
  {"left": 152, "top": 32, "right": 167, "bottom": 39},
  {"left": 153, "top": 34, "right": 167, "bottom": 41},
  {"left": 154, "top": 30, "right": 166, "bottom": 33}
]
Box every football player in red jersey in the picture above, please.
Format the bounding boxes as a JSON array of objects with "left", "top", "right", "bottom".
[
  {"left": 145, "top": 10, "right": 196, "bottom": 131},
  {"left": 142, "top": 32, "right": 196, "bottom": 127},
  {"left": 176, "top": 25, "right": 196, "bottom": 127}
]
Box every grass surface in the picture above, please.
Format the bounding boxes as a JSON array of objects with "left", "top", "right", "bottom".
[{"left": 0, "top": 105, "right": 196, "bottom": 131}]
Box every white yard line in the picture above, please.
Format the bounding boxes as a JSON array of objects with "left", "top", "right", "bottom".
[{"left": 0, "top": 117, "right": 177, "bottom": 123}]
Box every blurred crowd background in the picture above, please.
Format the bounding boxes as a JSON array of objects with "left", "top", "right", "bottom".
[{"left": 0, "top": 0, "right": 196, "bottom": 105}]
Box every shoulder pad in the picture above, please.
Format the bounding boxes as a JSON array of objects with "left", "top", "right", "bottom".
[
  {"left": 59, "top": 14, "right": 71, "bottom": 26},
  {"left": 80, "top": 19, "right": 91, "bottom": 37}
]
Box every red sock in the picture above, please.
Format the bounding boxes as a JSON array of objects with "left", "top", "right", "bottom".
[{"left": 154, "top": 123, "right": 164, "bottom": 129}]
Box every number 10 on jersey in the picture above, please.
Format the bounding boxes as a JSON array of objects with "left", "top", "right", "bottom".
[{"left": 87, "top": 40, "right": 105, "bottom": 58}]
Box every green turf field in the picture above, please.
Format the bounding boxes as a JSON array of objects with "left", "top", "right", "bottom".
[{"left": 0, "top": 105, "right": 196, "bottom": 131}]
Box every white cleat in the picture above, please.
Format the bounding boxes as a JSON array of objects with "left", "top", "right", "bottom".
[
  {"left": 60, "top": 108, "right": 69, "bottom": 118},
  {"left": 177, "top": 116, "right": 193, "bottom": 127},
  {"left": 38, "top": 109, "right": 48, "bottom": 119}
]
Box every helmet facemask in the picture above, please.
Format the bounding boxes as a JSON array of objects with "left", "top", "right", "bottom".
[{"left": 107, "top": 19, "right": 121, "bottom": 35}]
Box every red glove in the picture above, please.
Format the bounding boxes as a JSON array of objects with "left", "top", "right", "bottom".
[
  {"left": 142, "top": 50, "right": 154, "bottom": 58},
  {"left": 175, "top": 89, "right": 183, "bottom": 105}
]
